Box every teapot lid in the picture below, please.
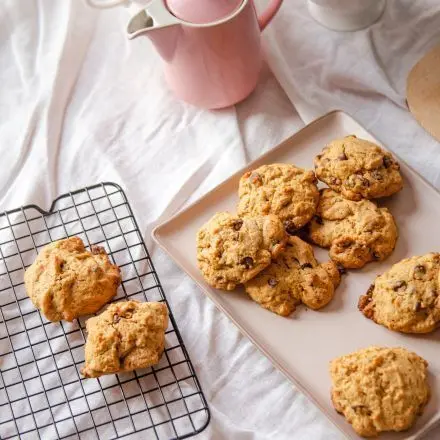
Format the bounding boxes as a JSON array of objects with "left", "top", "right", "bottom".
[{"left": 166, "top": 0, "right": 242, "bottom": 24}]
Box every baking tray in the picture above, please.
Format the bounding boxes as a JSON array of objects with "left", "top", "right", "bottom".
[
  {"left": 152, "top": 111, "right": 440, "bottom": 440},
  {"left": 0, "top": 183, "right": 209, "bottom": 440}
]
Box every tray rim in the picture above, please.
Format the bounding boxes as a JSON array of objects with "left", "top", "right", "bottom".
[{"left": 151, "top": 110, "right": 440, "bottom": 440}]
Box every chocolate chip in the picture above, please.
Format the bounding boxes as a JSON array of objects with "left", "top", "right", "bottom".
[
  {"left": 280, "top": 198, "right": 290, "bottom": 208},
  {"left": 393, "top": 280, "right": 407, "bottom": 291},
  {"left": 113, "top": 314, "right": 120, "bottom": 324},
  {"left": 241, "top": 257, "right": 254, "bottom": 268},
  {"left": 414, "top": 265, "right": 426, "bottom": 279},
  {"left": 249, "top": 171, "right": 262, "bottom": 185},
  {"left": 383, "top": 156, "right": 392, "bottom": 168},
  {"left": 338, "top": 152, "right": 348, "bottom": 160},
  {"left": 268, "top": 278, "right": 278, "bottom": 287},
  {"left": 372, "top": 251, "right": 380, "bottom": 261},
  {"left": 284, "top": 220, "right": 298, "bottom": 235},
  {"left": 337, "top": 264, "right": 347, "bottom": 275},
  {"left": 338, "top": 152, "right": 347, "bottom": 161},
  {"left": 232, "top": 219, "right": 243, "bottom": 231},
  {"left": 414, "top": 301, "right": 422, "bottom": 312},
  {"left": 366, "top": 284, "right": 375, "bottom": 295},
  {"left": 300, "top": 263, "right": 313, "bottom": 270},
  {"left": 313, "top": 215, "right": 323, "bottom": 225},
  {"left": 358, "top": 176, "right": 370, "bottom": 187}
]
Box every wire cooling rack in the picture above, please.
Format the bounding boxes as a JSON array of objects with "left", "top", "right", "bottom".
[{"left": 0, "top": 183, "right": 210, "bottom": 440}]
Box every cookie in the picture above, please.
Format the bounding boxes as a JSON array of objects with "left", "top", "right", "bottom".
[
  {"left": 24, "top": 237, "right": 121, "bottom": 322},
  {"left": 244, "top": 236, "right": 341, "bottom": 316},
  {"left": 307, "top": 189, "right": 398, "bottom": 269},
  {"left": 197, "top": 212, "right": 287, "bottom": 290},
  {"left": 237, "top": 163, "right": 319, "bottom": 234},
  {"left": 82, "top": 300, "right": 168, "bottom": 378},
  {"left": 315, "top": 135, "right": 403, "bottom": 201},
  {"left": 330, "top": 346, "right": 430, "bottom": 438},
  {"left": 359, "top": 253, "right": 440, "bottom": 333}
]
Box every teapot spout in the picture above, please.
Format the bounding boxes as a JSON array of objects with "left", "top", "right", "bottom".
[
  {"left": 127, "top": 9, "right": 155, "bottom": 39},
  {"left": 127, "top": 0, "right": 181, "bottom": 40}
]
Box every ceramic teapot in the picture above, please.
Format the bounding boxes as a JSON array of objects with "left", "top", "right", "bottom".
[{"left": 86, "top": 0, "right": 283, "bottom": 108}]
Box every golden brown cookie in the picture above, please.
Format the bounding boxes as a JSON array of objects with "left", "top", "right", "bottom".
[
  {"left": 24, "top": 237, "right": 121, "bottom": 322},
  {"left": 307, "top": 189, "right": 398, "bottom": 269},
  {"left": 330, "top": 346, "right": 430, "bottom": 438},
  {"left": 197, "top": 212, "right": 287, "bottom": 290},
  {"left": 237, "top": 163, "right": 319, "bottom": 234},
  {"left": 244, "top": 236, "right": 341, "bottom": 316},
  {"left": 359, "top": 253, "right": 440, "bottom": 333},
  {"left": 315, "top": 135, "right": 403, "bottom": 201},
  {"left": 82, "top": 300, "right": 168, "bottom": 378}
]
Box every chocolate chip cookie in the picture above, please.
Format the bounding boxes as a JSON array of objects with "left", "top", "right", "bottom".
[
  {"left": 359, "top": 253, "right": 440, "bottom": 333},
  {"left": 197, "top": 212, "right": 287, "bottom": 290},
  {"left": 82, "top": 300, "right": 168, "bottom": 378},
  {"left": 330, "top": 346, "right": 430, "bottom": 438},
  {"left": 237, "top": 163, "right": 319, "bottom": 234},
  {"left": 315, "top": 135, "right": 403, "bottom": 201},
  {"left": 307, "top": 189, "right": 398, "bottom": 269},
  {"left": 24, "top": 237, "right": 121, "bottom": 322},
  {"left": 244, "top": 236, "right": 341, "bottom": 316}
]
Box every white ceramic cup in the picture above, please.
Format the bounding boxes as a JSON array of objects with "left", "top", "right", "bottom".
[{"left": 307, "top": 0, "right": 386, "bottom": 31}]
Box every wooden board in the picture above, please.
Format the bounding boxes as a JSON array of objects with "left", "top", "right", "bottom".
[{"left": 407, "top": 44, "right": 440, "bottom": 142}]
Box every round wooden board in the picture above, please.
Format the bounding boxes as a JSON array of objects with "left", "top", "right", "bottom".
[{"left": 407, "top": 44, "right": 440, "bottom": 142}]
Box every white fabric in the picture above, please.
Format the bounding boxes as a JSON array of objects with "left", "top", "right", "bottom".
[{"left": 1, "top": 0, "right": 440, "bottom": 438}]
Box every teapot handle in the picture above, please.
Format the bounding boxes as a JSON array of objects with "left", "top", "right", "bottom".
[{"left": 257, "top": 0, "right": 283, "bottom": 31}]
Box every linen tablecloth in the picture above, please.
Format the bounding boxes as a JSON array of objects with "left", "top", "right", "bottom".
[{"left": 1, "top": 0, "right": 439, "bottom": 438}]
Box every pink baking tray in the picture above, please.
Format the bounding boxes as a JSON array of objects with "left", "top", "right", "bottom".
[{"left": 152, "top": 111, "right": 440, "bottom": 440}]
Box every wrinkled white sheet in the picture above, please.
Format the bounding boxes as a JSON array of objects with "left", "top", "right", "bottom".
[{"left": 1, "top": 0, "right": 439, "bottom": 438}]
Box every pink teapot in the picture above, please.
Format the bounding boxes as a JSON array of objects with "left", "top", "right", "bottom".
[{"left": 86, "top": 0, "right": 283, "bottom": 108}]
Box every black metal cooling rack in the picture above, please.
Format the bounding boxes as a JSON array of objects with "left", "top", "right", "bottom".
[{"left": 0, "top": 183, "right": 210, "bottom": 440}]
